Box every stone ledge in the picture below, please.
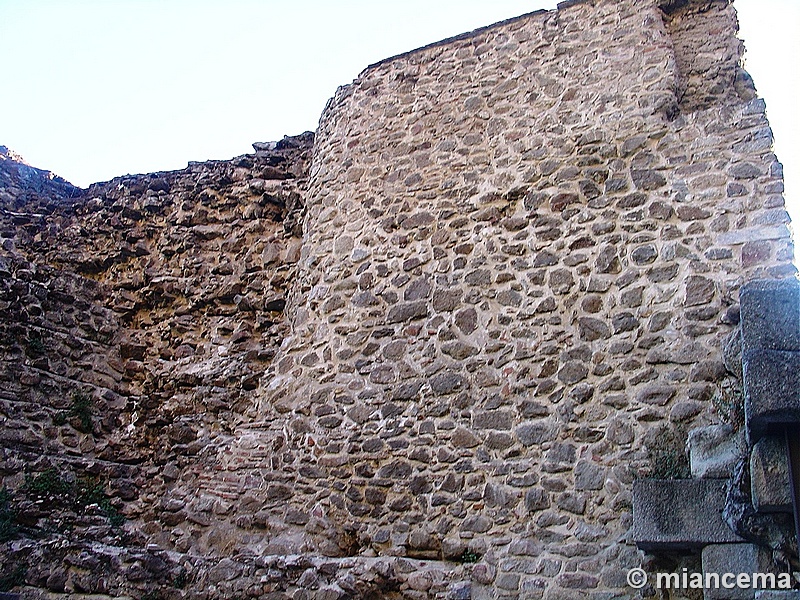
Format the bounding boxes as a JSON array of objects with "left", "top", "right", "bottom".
[
  {"left": 740, "top": 279, "right": 800, "bottom": 353},
  {"left": 743, "top": 349, "right": 800, "bottom": 440},
  {"left": 633, "top": 479, "right": 743, "bottom": 551}
]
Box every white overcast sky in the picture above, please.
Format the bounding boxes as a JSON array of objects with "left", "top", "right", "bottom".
[{"left": 0, "top": 0, "right": 797, "bottom": 237}]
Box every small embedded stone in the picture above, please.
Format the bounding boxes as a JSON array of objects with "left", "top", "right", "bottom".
[
  {"left": 392, "top": 380, "right": 422, "bottom": 400},
  {"left": 648, "top": 201, "right": 674, "bottom": 220},
  {"left": 351, "top": 291, "right": 380, "bottom": 307},
  {"left": 465, "top": 269, "right": 492, "bottom": 286},
  {"left": 516, "top": 420, "right": 558, "bottom": 446},
  {"left": 376, "top": 460, "right": 413, "bottom": 479},
  {"left": 525, "top": 487, "right": 550, "bottom": 512},
  {"left": 501, "top": 216, "right": 527, "bottom": 231},
  {"left": 442, "top": 341, "right": 479, "bottom": 360},
  {"left": 669, "top": 401, "right": 704, "bottom": 422},
  {"left": 432, "top": 288, "right": 462, "bottom": 312},
  {"left": 621, "top": 135, "right": 647, "bottom": 156},
  {"left": 595, "top": 245, "right": 621, "bottom": 274},
  {"left": 369, "top": 365, "right": 396, "bottom": 384},
  {"left": 578, "top": 317, "right": 611, "bottom": 341},
  {"left": 729, "top": 162, "right": 763, "bottom": 179},
  {"left": 267, "top": 484, "right": 293, "bottom": 500},
  {"left": 401, "top": 212, "right": 435, "bottom": 229},
  {"left": 574, "top": 460, "right": 605, "bottom": 490},
  {"left": 551, "top": 192, "right": 579, "bottom": 212},
  {"left": 647, "top": 264, "right": 679, "bottom": 282},
  {"left": 742, "top": 240, "right": 771, "bottom": 267},
  {"left": 631, "top": 244, "right": 658, "bottom": 265},
  {"left": 408, "top": 476, "right": 432, "bottom": 495},
  {"left": 208, "top": 558, "right": 243, "bottom": 583},
  {"left": 676, "top": 206, "right": 712, "bottom": 221},
  {"left": 485, "top": 431, "right": 514, "bottom": 449},
  {"left": 612, "top": 312, "right": 639, "bottom": 333},
  {"left": 461, "top": 515, "right": 492, "bottom": 533},
  {"left": 404, "top": 277, "right": 432, "bottom": 301},
  {"left": 473, "top": 410, "right": 513, "bottom": 430},
  {"left": 454, "top": 307, "right": 478, "bottom": 334},
  {"left": 690, "top": 360, "right": 726, "bottom": 382},
  {"left": 497, "top": 289, "right": 523, "bottom": 307},
  {"left": 631, "top": 169, "right": 667, "bottom": 190},
  {"left": 386, "top": 301, "right": 428, "bottom": 323},
  {"left": 534, "top": 251, "right": 559, "bottom": 267},
  {"left": 451, "top": 427, "right": 480, "bottom": 448},
  {"left": 579, "top": 179, "right": 601, "bottom": 200},
  {"left": 333, "top": 235, "right": 354, "bottom": 255},
  {"left": 429, "top": 371, "right": 466, "bottom": 395},
  {"left": 605, "top": 177, "right": 629, "bottom": 193},
  {"left": 558, "top": 361, "right": 588, "bottom": 384},
  {"left": 636, "top": 384, "right": 676, "bottom": 406},
  {"left": 383, "top": 340, "right": 407, "bottom": 359},
  {"left": 684, "top": 275, "right": 715, "bottom": 307},
  {"left": 536, "top": 297, "right": 557, "bottom": 313},
  {"left": 549, "top": 269, "right": 574, "bottom": 294},
  {"left": 617, "top": 192, "right": 647, "bottom": 209},
  {"left": 556, "top": 491, "right": 587, "bottom": 515}
]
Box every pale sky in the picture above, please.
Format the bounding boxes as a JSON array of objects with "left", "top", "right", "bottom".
[{"left": 0, "top": 0, "right": 797, "bottom": 239}]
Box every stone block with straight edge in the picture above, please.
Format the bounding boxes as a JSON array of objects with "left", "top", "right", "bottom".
[
  {"left": 739, "top": 279, "right": 800, "bottom": 353},
  {"left": 633, "top": 479, "right": 743, "bottom": 551},
  {"left": 701, "top": 543, "right": 776, "bottom": 600},
  {"left": 743, "top": 349, "right": 800, "bottom": 441},
  {"left": 751, "top": 436, "right": 792, "bottom": 513}
]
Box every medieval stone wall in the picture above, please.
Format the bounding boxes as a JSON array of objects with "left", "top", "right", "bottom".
[
  {"left": 246, "top": 0, "right": 793, "bottom": 596},
  {"left": 0, "top": 0, "right": 795, "bottom": 598},
  {"left": 0, "top": 135, "right": 320, "bottom": 597}
]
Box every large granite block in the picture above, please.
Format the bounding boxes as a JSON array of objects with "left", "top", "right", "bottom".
[
  {"left": 743, "top": 349, "right": 800, "bottom": 440},
  {"left": 633, "top": 479, "right": 743, "bottom": 551},
  {"left": 751, "top": 436, "right": 792, "bottom": 513},
  {"left": 702, "top": 544, "right": 775, "bottom": 600},
  {"left": 740, "top": 279, "right": 800, "bottom": 352}
]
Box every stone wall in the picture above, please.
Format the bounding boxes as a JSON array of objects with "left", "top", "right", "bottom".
[
  {"left": 0, "top": 135, "right": 328, "bottom": 597},
  {"left": 251, "top": 0, "right": 793, "bottom": 596},
  {"left": 0, "top": 0, "right": 795, "bottom": 598}
]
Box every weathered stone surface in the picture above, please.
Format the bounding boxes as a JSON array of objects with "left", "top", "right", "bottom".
[
  {"left": 633, "top": 480, "right": 743, "bottom": 551},
  {"left": 740, "top": 279, "right": 800, "bottom": 352},
  {"left": 0, "top": 0, "right": 795, "bottom": 597},
  {"left": 750, "top": 436, "right": 792, "bottom": 513},
  {"left": 516, "top": 421, "right": 558, "bottom": 446},
  {"left": 701, "top": 544, "right": 777, "bottom": 600},
  {"left": 688, "top": 425, "right": 746, "bottom": 479},
  {"left": 685, "top": 276, "right": 715, "bottom": 307},
  {"left": 574, "top": 461, "right": 605, "bottom": 491},
  {"left": 743, "top": 349, "right": 800, "bottom": 440},
  {"left": 386, "top": 301, "right": 428, "bottom": 323}
]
